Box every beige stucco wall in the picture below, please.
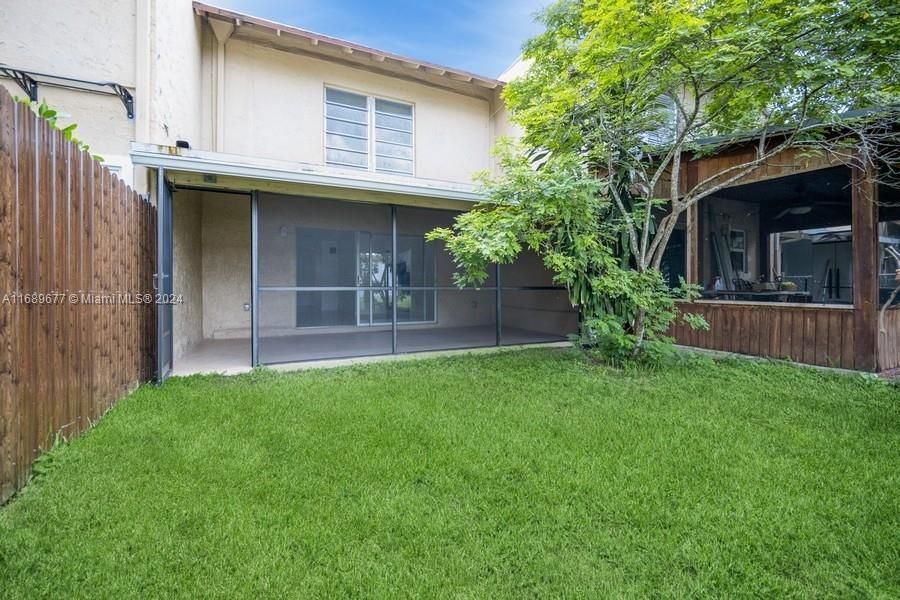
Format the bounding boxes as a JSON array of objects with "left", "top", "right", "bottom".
[
  {"left": 0, "top": 2, "right": 136, "bottom": 83},
  {"left": 1, "top": 1, "right": 511, "bottom": 189},
  {"left": 201, "top": 193, "right": 252, "bottom": 339},
  {"left": 0, "top": 0, "right": 139, "bottom": 183},
  {"left": 488, "top": 57, "right": 529, "bottom": 174},
  {"left": 489, "top": 98, "right": 522, "bottom": 175},
  {"left": 172, "top": 190, "right": 203, "bottom": 361},
  {"left": 0, "top": 0, "right": 205, "bottom": 191},
  {"left": 217, "top": 38, "right": 492, "bottom": 184},
  {"left": 147, "top": 0, "right": 204, "bottom": 148},
  {"left": 172, "top": 190, "right": 252, "bottom": 355}
]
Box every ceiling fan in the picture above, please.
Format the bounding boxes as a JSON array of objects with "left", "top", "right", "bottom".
[
  {"left": 773, "top": 200, "right": 847, "bottom": 220},
  {"left": 774, "top": 206, "right": 812, "bottom": 219}
]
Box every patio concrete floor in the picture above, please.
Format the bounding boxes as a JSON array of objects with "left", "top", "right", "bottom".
[{"left": 173, "top": 326, "right": 568, "bottom": 376}]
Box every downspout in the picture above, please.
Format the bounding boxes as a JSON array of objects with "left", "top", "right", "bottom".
[{"left": 208, "top": 18, "right": 235, "bottom": 153}]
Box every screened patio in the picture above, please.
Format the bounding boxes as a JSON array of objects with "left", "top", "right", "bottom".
[{"left": 171, "top": 190, "right": 577, "bottom": 375}]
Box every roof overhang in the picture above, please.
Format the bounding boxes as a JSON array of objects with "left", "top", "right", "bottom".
[
  {"left": 192, "top": 2, "right": 503, "bottom": 101},
  {"left": 131, "top": 143, "right": 484, "bottom": 209}
]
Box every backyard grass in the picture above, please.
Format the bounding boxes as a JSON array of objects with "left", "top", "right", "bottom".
[{"left": 0, "top": 348, "right": 898, "bottom": 597}]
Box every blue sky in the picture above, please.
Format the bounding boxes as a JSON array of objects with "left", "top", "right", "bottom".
[{"left": 213, "top": 0, "right": 549, "bottom": 78}]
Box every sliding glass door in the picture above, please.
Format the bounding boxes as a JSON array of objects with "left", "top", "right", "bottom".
[
  {"left": 356, "top": 232, "right": 392, "bottom": 326},
  {"left": 356, "top": 233, "right": 434, "bottom": 326}
]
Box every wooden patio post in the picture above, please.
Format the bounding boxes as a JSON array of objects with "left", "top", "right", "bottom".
[
  {"left": 685, "top": 159, "right": 700, "bottom": 285},
  {"left": 851, "top": 164, "right": 879, "bottom": 371}
]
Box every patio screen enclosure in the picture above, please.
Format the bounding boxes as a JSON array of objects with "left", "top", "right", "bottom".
[{"left": 250, "top": 193, "right": 577, "bottom": 365}]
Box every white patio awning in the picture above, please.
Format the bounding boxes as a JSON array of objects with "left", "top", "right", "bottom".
[{"left": 130, "top": 142, "right": 484, "bottom": 209}]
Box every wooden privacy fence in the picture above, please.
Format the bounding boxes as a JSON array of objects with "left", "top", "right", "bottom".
[
  {"left": 0, "top": 88, "right": 156, "bottom": 504},
  {"left": 879, "top": 308, "right": 900, "bottom": 371},
  {"left": 670, "top": 301, "right": 862, "bottom": 370}
]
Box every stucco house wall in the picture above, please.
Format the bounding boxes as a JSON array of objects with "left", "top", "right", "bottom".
[
  {"left": 1, "top": 1, "right": 515, "bottom": 189},
  {"left": 215, "top": 38, "right": 493, "bottom": 184},
  {"left": 201, "top": 193, "right": 251, "bottom": 340},
  {"left": 172, "top": 190, "right": 204, "bottom": 362},
  {"left": 147, "top": 0, "right": 204, "bottom": 149},
  {"left": 0, "top": 0, "right": 206, "bottom": 190},
  {"left": 0, "top": 0, "right": 139, "bottom": 182}
]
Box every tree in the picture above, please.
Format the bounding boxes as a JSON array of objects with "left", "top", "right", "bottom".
[{"left": 433, "top": 0, "right": 900, "bottom": 356}]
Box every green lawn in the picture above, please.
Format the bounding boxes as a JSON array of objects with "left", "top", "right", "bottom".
[{"left": 1, "top": 349, "right": 898, "bottom": 598}]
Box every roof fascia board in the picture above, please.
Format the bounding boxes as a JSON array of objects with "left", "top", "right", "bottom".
[{"left": 193, "top": 2, "right": 502, "bottom": 92}]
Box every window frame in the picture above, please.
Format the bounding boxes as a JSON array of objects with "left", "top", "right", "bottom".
[
  {"left": 323, "top": 85, "right": 415, "bottom": 176},
  {"left": 729, "top": 228, "right": 747, "bottom": 274}
]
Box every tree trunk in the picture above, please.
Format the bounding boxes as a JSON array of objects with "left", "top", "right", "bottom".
[{"left": 632, "top": 309, "right": 647, "bottom": 355}]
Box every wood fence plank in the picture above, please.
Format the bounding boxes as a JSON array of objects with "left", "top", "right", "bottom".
[
  {"left": 814, "top": 310, "right": 830, "bottom": 367},
  {"left": 802, "top": 310, "right": 817, "bottom": 365},
  {"left": 82, "top": 150, "right": 94, "bottom": 430},
  {"left": 766, "top": 308, "right": 779, "bottom": 358},
  {"left": 790, "top": 310, "right": 804, "bottom": 362},
  {"left": 16, "top": 102, "right": 35, "bottom": 492},
  {"left": 749, "top": 309, "right": 761, "bottom": 356},
  {"left": 879, "top": 310, "right": 900, "bottom": 370},
  {"left": 0, "top": 93, "right": 17, "bottom": 502},
  {"left": 842, "top": 311, "right": 855, "bottom": 370},
  {"left": 826, "top": 311, "right": 842, "bottom": 368},
  {"left": 64, "top": 140, "right": 75, "bottom": 434}
]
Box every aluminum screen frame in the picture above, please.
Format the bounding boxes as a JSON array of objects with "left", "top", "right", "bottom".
[{"left": 251, "top": 195, "right": 576, "bottom": 365}]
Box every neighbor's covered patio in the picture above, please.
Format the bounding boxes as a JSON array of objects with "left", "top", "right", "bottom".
[{"left": 669, "top": 146, "right": 899, "bottom": 371}]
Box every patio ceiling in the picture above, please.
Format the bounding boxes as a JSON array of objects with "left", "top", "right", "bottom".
[{"left": 712, "top": 166, "right": 900, "bottom": 232}]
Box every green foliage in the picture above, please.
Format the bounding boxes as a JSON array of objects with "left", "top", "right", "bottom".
[
  {"left": 1, "top": 350, "right": 898, "bottom": 596},
  {"left": 429, "top": 144, "right": 613, "bottom": 294},
  {"left": 437, "top": 0, "right": 896, "bottom": 363},
  {"left": 27, "top": 431, "right": 70, "bottom": 483},
  {"left": 430, "top": 144, "right": 707, "bottom": 364},
  {"left": 508, "top": 0, "right": 899, "bottom": 161},
  {"left": 681, "top": 310, "right": 710, "bottom": 332},
  {"left": 15, "top": 96, "right": 103, "bottom": 161}
]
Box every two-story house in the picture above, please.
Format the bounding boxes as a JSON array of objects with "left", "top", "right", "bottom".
[{"left": 1, "top": 1, "right": 575, "bottom": 377}]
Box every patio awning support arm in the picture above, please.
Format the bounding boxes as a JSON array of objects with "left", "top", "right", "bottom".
[
  {"left": 108, "top": 83, "right": 135, "bottom": 119},
  {"left": 0, "top": 65, "right": 134, "bottom": 118},
  {"left": 0, "top": 67, "right": 38, "bottom": 101}
]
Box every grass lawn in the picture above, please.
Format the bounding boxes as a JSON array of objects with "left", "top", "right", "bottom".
[{"left": 1, "top": 349, "right": 898, "bottom": 597}]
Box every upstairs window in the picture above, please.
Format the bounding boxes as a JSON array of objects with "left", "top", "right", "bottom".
[
  {"left": 641, "top": 94, "right": 677, "bottom": 146},
  {"left": 324, "top": 87, "right": 414, "bottom": 175},
  {"left": 324, "top": 88, "right": 369, "bottom": 169},
  {"left": 374, "top": 99, "right": 413, "bottom": 175}
]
